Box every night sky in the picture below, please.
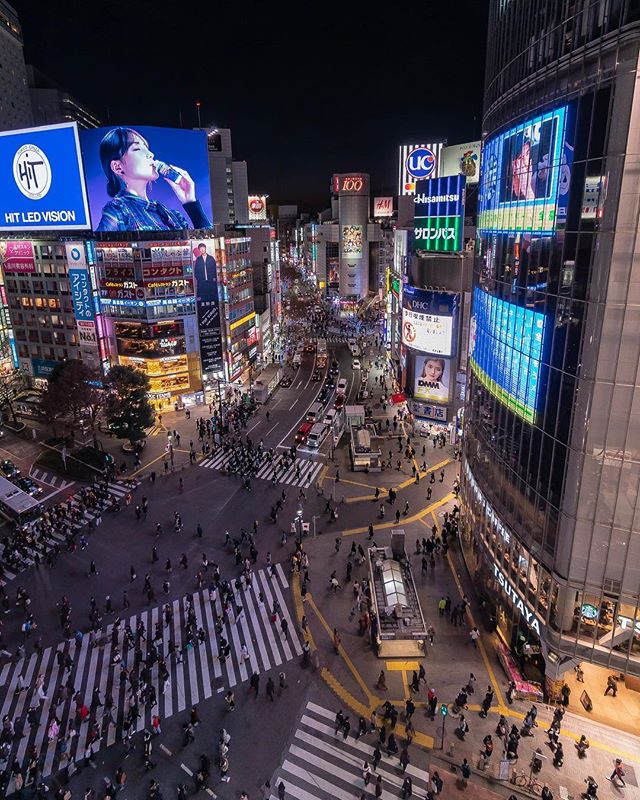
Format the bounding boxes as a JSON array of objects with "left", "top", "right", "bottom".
[{"left": 13, "top": 0, "right": 489, "bottom": 211}]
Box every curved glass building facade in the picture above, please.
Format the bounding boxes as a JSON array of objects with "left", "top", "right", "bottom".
[{"left": 462, "top": 0, "right": 640, "bottom": 691}]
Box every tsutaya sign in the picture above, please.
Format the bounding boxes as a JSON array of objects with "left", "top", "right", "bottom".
[{"left": 493, "top": 563, "right": 543, "bottom": 636}]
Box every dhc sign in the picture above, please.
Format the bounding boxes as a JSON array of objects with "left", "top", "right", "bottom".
[
  {"left": 493, "top": 563, "right": 543, "bottom": 636},
  {"left": 406, "top": 146, "right": 437, "bottom": 180}
]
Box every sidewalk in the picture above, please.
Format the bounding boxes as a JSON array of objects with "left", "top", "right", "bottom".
[{"left": 291, "top": 482, "right": 640, "bottom": 800}]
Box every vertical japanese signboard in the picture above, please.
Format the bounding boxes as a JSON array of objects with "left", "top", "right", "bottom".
[
  {"left": 66, "top": 242, "right": 98, "bottom": 350},
  {"left": 191, "top": 240, "right": 224, "bottom": 374}
]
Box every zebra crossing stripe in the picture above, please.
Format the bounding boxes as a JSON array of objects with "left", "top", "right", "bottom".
[
  {"left": 269, "top": 702, "right": 431, "bottom": 800},
  {"left": 265, "top": 574, "right": 303, "bottom": 657},
  {"left": 0, "top": 570, "right": 301, "bottom": 779},
  {"left": 275, "top": 563, "right": 289, "bottom": 588},
  {"left": 198, "top": 453, "right": 324, "bottom": 488},
  {"left": 191, "top": 594, "right": 212, "bottom": 701},
  {"left": 302, "top": 704, "right": 425, "bottom": 780},
  {"left": 172, "top": 600, "right": 187, "bottom": 713},
  {"left": 253, "top": 574, "right": 286, "bottom": 666}
]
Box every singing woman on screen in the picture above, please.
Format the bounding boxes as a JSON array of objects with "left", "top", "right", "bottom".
[{"left": 95, "top": 127, "right": 211, "bottom": 232}]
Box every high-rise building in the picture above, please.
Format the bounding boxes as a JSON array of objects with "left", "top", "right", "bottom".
[
  {"left": 0, "top": 0, "right": 33, "bottom": 130},
  {"left": 462, "top": 0, "right": 640, "bottom": 708},
  {"left": 27, "top": 66, "right": 101, "bottom": 129},
  {"left": 3, "top": 241, "right": 104, "bottom": 381},
  {"left": 206, "top": 128, "right": 249, "bottom": 225}
]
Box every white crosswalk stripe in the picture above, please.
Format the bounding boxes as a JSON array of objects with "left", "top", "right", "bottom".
[
  {"left": 199, "top": 452, "right": 324, "bottom": 488},
  {"left": 270, "top": 701, "right": 431, "bottom": 800},
  {"left": 0, "top": 567, "right": 300, "bottom": 785},
  {"left": 0, "top": 480, "right": 140, "bottom": 586},
  {"left": 29, "top": 467, "right": 75, "bottom": 491}
]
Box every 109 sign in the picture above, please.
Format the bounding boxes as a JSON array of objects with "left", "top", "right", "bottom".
[{"left": 406, "top": 147, "right": 437, "bottom": 180}]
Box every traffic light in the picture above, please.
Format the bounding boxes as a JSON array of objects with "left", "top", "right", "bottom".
[{"left": 440, "top": 704, "right": 448, "bottom": 717}]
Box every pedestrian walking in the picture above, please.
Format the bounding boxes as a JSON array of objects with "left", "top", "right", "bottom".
[
  {"left": 470, "top": 627, "right": 480, "bottom": 647},
  {"left": 266, "top": 676, "right": 275, "bottom": 701}
]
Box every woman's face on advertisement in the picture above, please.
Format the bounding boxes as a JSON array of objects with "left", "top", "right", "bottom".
[
  {"left": 113, "top": 135, "right": 156, "bottom": 184},
  {"left": 424, "top": 360, "right": 443, "bottom": 382}
]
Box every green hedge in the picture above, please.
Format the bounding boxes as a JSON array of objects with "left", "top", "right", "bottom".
[{"left": 35, "top": 445, "right": 105, "bottom": 481}]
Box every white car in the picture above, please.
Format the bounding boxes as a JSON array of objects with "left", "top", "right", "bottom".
[{"left": 352, "top": 359, "right": 361, "bottom": 370}]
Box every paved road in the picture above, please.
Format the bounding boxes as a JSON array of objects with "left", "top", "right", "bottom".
[
  {"left": 269, "top": 700, "right": 431, "bottom": 800},
  {"left": 0, "top": 564, "right": 301, "bottom": 787}
]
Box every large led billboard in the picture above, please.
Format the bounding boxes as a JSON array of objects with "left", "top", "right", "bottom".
[
  {"left": 402, "top": 287, "right": 456, "bottom": 357},
  {"left": 398, "top": 142, "right": 443, "bottom": 196},
  {"left": 478, "top": 105, "right": 572, "bottom": 235},
  {"left": 414, "top": 175, "right": 466, "bottom": 252},
  {"left": 440, "top": 141, "right": 481, "bottom": 185},
  {"left": 0, "top": 122, "right": 90, "bottom": 231},
  {"left": 469, "top": 287, "right": 546, "bottom": 424},
  {"left": 191, "top": 241, "right": 223, "bottom": 375},
  {"left": 81, "top": 126, "right": 214, "bottom": 233},
  {"left": 342, "top": 225, "right": 363, "bottom": 258},
  {"left": 414, "top": 354, "right": 451, "bottom": 403},
  {"left": 248, "top": 195, "right": 268, "bottom": 221}
]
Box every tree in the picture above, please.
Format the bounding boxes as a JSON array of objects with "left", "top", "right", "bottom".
[
  {"left": 104, "top": 364, "right": 154, "bottom": 445},
  {"left": 0, "top": 369, "right": 28, "bottom": 423},
  {"left": 40, "top": 361, "right": 105, "bottom": 435}
]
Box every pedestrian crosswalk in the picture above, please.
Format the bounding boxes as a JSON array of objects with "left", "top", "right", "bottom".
[
  {"left": 0, "top": 480, "right": 140, "bottom": 585},
  {"left": 270, "top": 701, "right": 432, "bottom": 800},
  {"left": 199, "top": 452, "right": 324, "bottom": 488},
  {"left": 0, "top": 565, "right": 301, "bottom": 783},
  {"left": 29, "top": 467, "right": 74, "bottom": 492}
]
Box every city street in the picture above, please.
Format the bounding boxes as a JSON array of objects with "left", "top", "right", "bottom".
[{"left": 0, "top": 302, "right": 637, "bottom": 800}]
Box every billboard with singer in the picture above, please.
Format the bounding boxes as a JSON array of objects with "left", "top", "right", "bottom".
[{"left": 81, "top": 126, "right": 214, "bottom": 233}]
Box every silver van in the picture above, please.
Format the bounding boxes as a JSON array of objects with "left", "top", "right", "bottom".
[
  {"left": 307, "top": 423, "right": 328, "bottom": 448},
  {"left": 306, "top": 401, "right": 323, "bottom": 422}
]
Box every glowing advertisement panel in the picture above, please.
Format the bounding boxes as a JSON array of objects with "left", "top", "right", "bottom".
[
  {"left": 0, "top": 122, "right": 90, "bottom": 231},
  {"left": 191, "top": 241, "right": 223, "bottom": 375},
  {"left": 402, "top": 287, "right": 456, "bottom": 357},
  {"left": 414, "top": 354, "right": 451, "bottom": 403},
  {"left": 469, "top": 287, "right": 546, "bottom": 424},
  {"left": 414, "top": 175, "right": 466, "bottom": 252},
  {"left": 342, "top": 225, "right": 363, "bottom": 258},
  {"left": 478, "top": 105, "right": 572, "bottom": 235},
  {"left": 81, "top": 126, "right": 213, "bottom": 233}
]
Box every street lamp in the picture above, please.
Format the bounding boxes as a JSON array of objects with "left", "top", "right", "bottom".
[{"left": 439, "top": 703, "right": 448, "bottom": 750}]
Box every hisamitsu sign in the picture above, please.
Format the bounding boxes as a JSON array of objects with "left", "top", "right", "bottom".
[
  {"left": 414, "top": 175, "right": 466, "bottom": 253},
  {"left": 0, "top": 123, "right": 90, "bottom": 231}
]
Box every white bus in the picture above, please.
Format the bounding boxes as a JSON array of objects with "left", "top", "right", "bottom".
[
  {"left": 0, "top": 475, "right": 42, "bottom": 525},
  {"left": 317, "top": 338, "right": 328, "bottom": 367}
]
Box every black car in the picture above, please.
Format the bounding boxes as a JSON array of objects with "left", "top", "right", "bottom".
[
  {"left": 325, "top": 376, "right": 335, "bottom": 389},
  {"left": 330, "top": 361, "right": 339, "bottom": 375},
  {"left": 0, "top": 459, "right": 20, "bottom": 479},
  {"left": 318, "top": 386, "right": 330, "bottom": 401},
  {"left": 280, "top": 375, "right": 292, "bottom": 388},
  {"left": 15, "top": 477, "right": 42, "bottom": 497}
]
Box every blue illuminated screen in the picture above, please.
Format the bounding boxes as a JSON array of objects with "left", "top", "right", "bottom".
[
  {"left": 469, "top": 288, "right": 546, "bottom": 424},
  {"left": 478, "top": 105, "right": 572, "bottom": 235}
]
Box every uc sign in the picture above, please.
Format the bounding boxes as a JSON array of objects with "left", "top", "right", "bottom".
[{"left": 406, "top": 147, "right": 436, "bottom": 180}]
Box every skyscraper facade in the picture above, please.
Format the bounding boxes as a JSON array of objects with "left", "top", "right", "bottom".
[{"left": 462, "top": 0, "right": 640, "bottom": 693}]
